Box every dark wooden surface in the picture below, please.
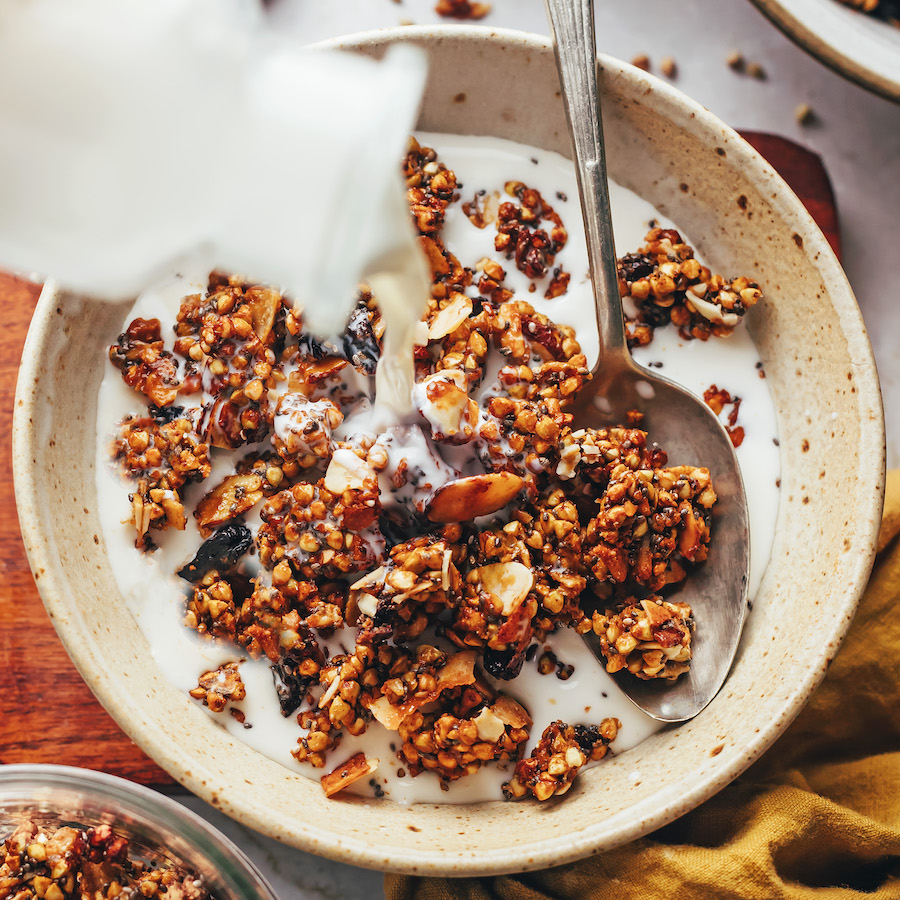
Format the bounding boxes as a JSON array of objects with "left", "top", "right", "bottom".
[{"left": 0, "top": 134, "right": 841, "bottom": 790}]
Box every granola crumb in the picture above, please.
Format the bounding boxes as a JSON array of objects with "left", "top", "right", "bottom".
[
  {"left": 746, "top": 61, "right": 767, "bottom": 80},
  {"left": 726, "top": 51, "right": 745, "bottom": 72},
  {"left": 660, "top": 56, "right": 677, "bottom": 78},
  {"left": 795, "top": 103, "right": 816, "bottom": 126},
  {"left": 435, "top": 0, "right": 491, "bottom": 19},
  {"left": 631, "top": 53, "right": 651, "bottom": 71}
]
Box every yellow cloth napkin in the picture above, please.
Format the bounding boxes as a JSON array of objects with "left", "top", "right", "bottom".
[{"left": 386, "top": 470, "right": 900, "bottom": 900}]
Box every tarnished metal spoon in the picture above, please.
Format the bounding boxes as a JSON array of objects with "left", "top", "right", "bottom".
[{"left": 546, "top": 0, "right": 751, "bottom": 722}]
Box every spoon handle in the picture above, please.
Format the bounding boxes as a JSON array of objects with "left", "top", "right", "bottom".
[{"left": 545, "top": 0, "right": 629, "bottom": 370}]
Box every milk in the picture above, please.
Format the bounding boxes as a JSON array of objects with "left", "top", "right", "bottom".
[
  {"left": 0, "top": 0, "right": 427, "bottom": 338},
  {"left": 95, "top": 133, "right": 781, "bottom": 804}
]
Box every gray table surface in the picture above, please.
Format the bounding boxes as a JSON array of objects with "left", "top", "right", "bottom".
[{"left": 182, "top": 1, "right": 900, "bottom": 896}]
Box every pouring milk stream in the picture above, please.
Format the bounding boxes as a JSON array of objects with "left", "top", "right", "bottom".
[{"left": 0, "top": 0, "right": 430, "bottom": 416}]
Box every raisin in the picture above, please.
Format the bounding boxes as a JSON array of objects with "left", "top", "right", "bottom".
[
  {"left": 295, "top": 301, "right": 380, "bottom": 375},
  {"left": 571, "top": 723, "right": 607, "bottom": 754},
  {"left": 618, "top": 253, "right": 654, "bottom": 283},
  {"left": 147, "top": 403, "right": 185, "bottom": 424},
  {"left": 640, "top": 302, "right": 673, "bottom": 328},
  {"left": 482, "top": 645, "right": 527, "bottom": 680},
  {"left": 341, "top": 303, "right": 380, "bottom": 375},
  {"left": 271, "top": 635, "right": 325, "bottom": 716},
  {"left": 178, "top": 524, "right": 252, "bottom": 582},
  {"left": 521, "top": 315, "right": 564, "bottom": 360}
]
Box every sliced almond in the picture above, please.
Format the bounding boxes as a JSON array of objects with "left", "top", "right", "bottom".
[
  {"left": 324, "top": 449, "right": 377, "bottom": 493},
  {"left": 350, "top": 566, "right": 387, "bottom": 591},
  {"left": 245, "top": 286, "right": 282, "bottom": 343},
  {"left": 436, "top": 650, "right": 477, "bottom": 689},
  {"left": 491, "top": 695, "right": 532, "bottom": 729},
  {"left": 473, "top": 706, "right": 506, "bottom": 743},
  {"left": 415, "top": 370, "right": 475, "bottom": 441},
  {"left": 367, "top": 696, "right": 406, "bottom": 730},
  {"left": 160, "top": 494, "right": 187, "bottom": 531},
  {"left": 356, "top": 592, "right": 379, "bottom": 618},
  {"left": 318, "top": 673, "right": 342, "bottom": 710},
  {"left": 427, "top": 294, "right": 473, "bottom": 341},
  {"left": 320, "top": 752, "right": 379, "bottom": 797},
  {"left": 495, "top": 600, "right": 536, "bottom": 644},
  {"left": 472, "top": 562, "right": 533, "bottom": 617},
  {"left": 426, "top": 472, "right": 523, "bottom": 523},
  {"left": 194, "top": 474, "right": 264, "bottom": 532}
]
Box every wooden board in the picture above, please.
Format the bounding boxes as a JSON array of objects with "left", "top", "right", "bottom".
[{"left": 0, "top": 134, "right": 842, "bottom": 790}]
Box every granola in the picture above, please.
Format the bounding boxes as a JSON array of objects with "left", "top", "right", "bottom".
[
  {"left": 0, "top": 821, "right": 212, "bottom": 900},
  {"left": 102, "top": 135, "right": 766, "bottom": 803}
]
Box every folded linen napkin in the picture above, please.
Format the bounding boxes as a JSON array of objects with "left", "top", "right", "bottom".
[{"left": 386, "top": 470, "right": 900, "bottom": 900}]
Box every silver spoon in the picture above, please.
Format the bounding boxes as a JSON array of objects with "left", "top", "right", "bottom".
[{"left": 545, "top": 0, "right": 751, "bottom": 722}]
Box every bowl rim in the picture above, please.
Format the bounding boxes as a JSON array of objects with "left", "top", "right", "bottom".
[
  {"left": 747, "top": 0, "right": 900, "bottom": 103},
  {"left": 12, "top": 24, "right": 886, "bottom": 875}
]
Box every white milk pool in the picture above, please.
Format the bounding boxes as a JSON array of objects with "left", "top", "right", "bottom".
[{"left": 95, "top": 133, "right": 780, "bottom": 804}]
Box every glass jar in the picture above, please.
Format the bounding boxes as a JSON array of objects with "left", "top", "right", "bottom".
[{"left": 0, "top": 765, "right": 278, "bottom": 899}]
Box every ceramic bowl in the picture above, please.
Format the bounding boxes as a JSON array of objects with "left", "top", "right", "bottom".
[
  {"left": 749, "top": 0, "right": 900, "bottom": 102},
  {"left": 13, "top": 27, "right": 884, "bottom": 876},
  {"left": 0, "top": 765, "right": 277, "bottom": 899}
]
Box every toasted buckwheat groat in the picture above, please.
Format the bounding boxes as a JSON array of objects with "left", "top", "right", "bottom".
[
  {"left": 257, "top": 475, "right": 384, "bottom": 580},
  {"left": 404, "top": 139, "right": 474, "bottom": 302},
  {"left": 494, "top": 181, "right": 569, "bottom": 285},
  {"left": 351, "top": 533, "right": 464, "bottom": 644},
  {"left": 556, "top": 426, "right": 668, "bottom": 493},
  {"left": 113, "top": 411, "right": 211, "bottom": 548},
  {"left": 478, "top": 395, "right": 573, "bottom": 483},
  {"left": 482, "top": 299, "right": 582, "bottom": 366},
  {"left": 399, "top": 693, "right": 531, "bottom": 783},
  {"left": 271, "top": 391, "right": 343, "bottom": 468},
  {"left": 173, "top": 272, "right": 285, "bottom": 395},
  {"left": 593, "top": 596, "right": 693, "bottom": 680},
  {"left": 496, "top": 358, "right": 588, "bottom": 407},
  {"left": 584, "top": 464, "right": 716, "bottom": 595},
  {"left": 447, "top": 492, "right": 587, "bottom": 675},
  {"left": 555, "top": 426, "right": 667, "bottom": 484},
  {"left": 421, "top": 297, "right": 492, "bottom": 387},
  {"left": 184, "top": 568, "right": 250, "bottom": 641},
  {"left": 619, "top": 227, "right": 762, "bottom": 344},
  {"left": 449, "top": 559, "right": 539, "bottom": 674},
  {"left": 404, "top": 137, "right": 459, "bottom": 236},
  {"left": 503, "top": 718, "right": 619, "bottom": 801},
  {"left": 293, "top": 643, "right": 418, "bottom": 767},
  {"left": 189, "top": 661, "right": 246, "bottom": 713},
  {"left": 235, "top": 579, "right": 334, "bottom": 665}
]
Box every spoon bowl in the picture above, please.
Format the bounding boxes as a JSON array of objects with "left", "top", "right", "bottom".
[{"left": 546, "top": 0, "right": 751, "bottom": 722}]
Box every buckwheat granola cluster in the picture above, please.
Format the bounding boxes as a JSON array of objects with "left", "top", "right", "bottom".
[
  {"left": 106, "top": 136, "right": 760, "bottom": 802},
  {"left": 0, "top": 821, "right": 211, "bottom": 900},
  {"left": 619, "top": 227, "right": 762, "bottom": 346}
]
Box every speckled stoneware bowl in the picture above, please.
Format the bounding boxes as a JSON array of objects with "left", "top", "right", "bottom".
[
  {"left": 13, "top": 27, "right": 885, "bottom": 876},
  {"left": 749, "top": 0, "right": 900, "bottom": 103}
]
